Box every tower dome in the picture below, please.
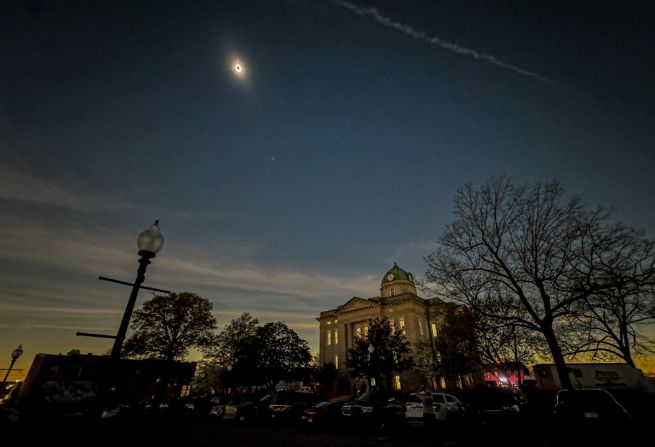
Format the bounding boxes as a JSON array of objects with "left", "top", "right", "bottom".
[{"left": 380, "top": 262, "right": 417, "bottom": 297}]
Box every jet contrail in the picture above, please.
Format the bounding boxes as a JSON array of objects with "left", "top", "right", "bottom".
[{"left": 331, "top": 0, "right": 551, "bottom": 84}]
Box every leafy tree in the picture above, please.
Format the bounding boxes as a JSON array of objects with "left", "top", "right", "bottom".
[
  {"left": 122, "top": 292, "right": 217, "bottom": 361},
  {"left": 315, "top": 362, "right": 339, "bottom": 394},
  {"left": 210, "top": 317, "right": 312, "bottom": 387},
  {"left": 220, "top": 336, "right": 261, "bottom": 387},
  {"left": 254, "top": 321, "right": 312, "bottom": 382},
  {"left": 413, "top": 339, "right": 439, "bottom": 388},
  {"left": 209, "top": 312, "right": 259, "bottom": 368},
  {"left": 414, "top": 308, "right": 484, "bottom": 390},
  {"left": 191, "top": 359, "right": 225, "bottom": 396},
  {"left": 433, "top": 306, "right": 481, "bottom": 389},
  {"left": 424, "top": 177, "right": 654, "bottom": 389},
  {"left": 346, "top": 317, "right": 414, "bottom": 391}
]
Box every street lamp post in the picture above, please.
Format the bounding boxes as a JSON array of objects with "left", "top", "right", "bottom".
[
  {"left": 1, "top": 344, "right": 23, "bottom": 393},
  {"left": 110, "top": 221, "right": 164, "bottom": 362},
  {"left": 367, "top": 344, "right": 375, "bottom": 388}
]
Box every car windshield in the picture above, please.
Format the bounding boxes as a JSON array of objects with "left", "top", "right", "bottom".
[
  {"left": 357, "top": 391, "right": 388, "bottom": 403},
  {"left": 558, "top": 390, "right": 620, "bottom": 408}
]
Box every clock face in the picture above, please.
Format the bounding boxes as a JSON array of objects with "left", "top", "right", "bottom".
[{"left": 386, "top": 273, "right": 395, "bottom": 281}]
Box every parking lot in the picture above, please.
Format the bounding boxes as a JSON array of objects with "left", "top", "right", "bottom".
[
  {"left": 3, "top": 417, "right": 516, "bottom": 447},
  {"left": 4, "top": 386, "right": 653, "bottom": 447},
  {"left": 4, "top": 406, "right": 649, "bottom": 447}
]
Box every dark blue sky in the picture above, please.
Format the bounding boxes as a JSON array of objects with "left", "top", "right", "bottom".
[{"left": 1, "top": 0, "right": 654, "bottom": 372}]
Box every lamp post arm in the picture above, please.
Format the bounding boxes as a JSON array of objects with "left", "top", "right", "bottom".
[
  {"left": 1, "top": 358, "right": 16, "bottom": 392},
  {"left": 110, "top": 250, "right": 154, "bottom": 361}
]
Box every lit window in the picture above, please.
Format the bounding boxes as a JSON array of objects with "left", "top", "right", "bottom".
[
  {"left": 335, "top": 355, "right": 339, "bottom": 369},
  {"left": 327, "top": 331, "right": 332, "bottom": 345},
  {"left": 356, "top": 327, "right": 362, "bottom": 337},
  {"left": 327, "top": 321, "right": 331, "bottom": 325},
  {"left": 390, "top": 320, "right": 395, "bottom": 332},
  {"left": 334, "top": 330, "right": 338, "bottom": 344},
  {"left": 399, "top": 317, "right": 405, "bottom": 334},
  {"left": 418, "top": 319, "right": 424, "bottom": 336},
  {"left": 364, "top": 326, "right": 369, "bottom": 336},
  {"left": 431, "top": 323, "right": 438, "bottom": 337},
  {"left": 394, "top": 375, "right": 401, "bottom": 391}
]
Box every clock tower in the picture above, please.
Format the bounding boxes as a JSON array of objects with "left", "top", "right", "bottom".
[{"left": 380, "top": 262, "right": 417, "bottom": 297}]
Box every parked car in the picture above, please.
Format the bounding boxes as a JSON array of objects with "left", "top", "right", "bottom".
[
  {"left": 269, "top": 391, "right": 321, "bottom": 423},
  {"left": 405, "top": 392, "right": 465, "bottom": 424},
  {"left": 404, "top": 393, "right": 427, "bottom": 420},
  {"left": 255, "top": 393, "right": 273, "bottom": 422},
  {"left": 548, "top": 389, "right": 632, "bottom": 446},
  {"left": 462, "top": 386, "right": 527, "bottom": 426},
  {"left": 554, "top": 389, "right": 631, "bottom": 427},
  {"left": 99, "top": 402, "right": 149, "bottom": 421},
  {"left": 434, "top": 392, "right": 466, "bottom": 421},
  {"left": 341, "top": 391, "right": 406, "bottom": 430},
  {"left": 0, "top": 405, "right": 20, "bottom": 425},
  {"left": 223, "top": 396, "right": 257, "bottom": 422},
  {"left": 301, "top": 395, "right": 350, "bottom": 427},
  {"left": 208, "top": 395, "right": 229, "bottom": 419}
]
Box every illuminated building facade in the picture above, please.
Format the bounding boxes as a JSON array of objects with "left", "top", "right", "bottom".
[{"left": 317, "top": 263, "right": 469, "bottom": 391}]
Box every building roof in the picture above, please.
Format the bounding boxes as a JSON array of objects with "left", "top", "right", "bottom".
[
  {"left": 381, "top": 262, "right": 415, "bottom": 285},
  {"left": 318, "top": 292, "right": 433, "bottom": 320}
]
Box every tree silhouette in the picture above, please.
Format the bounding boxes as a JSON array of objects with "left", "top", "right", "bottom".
[
  {"left": 122, "top": 292, "right": 217, "bottom": 361},
  {"left": 414, "top": 306, "right": 480, "bottom": 390},
  {"left": 209, "top": 312, "right": 259, "bottom": 368},
  {"left": 210, "top": 317, "right": 312, "bottom": 386},
  {"left": 425, "top": 177, "right": 654, "bottom": 389},
  {"left": 254, "top": 321, "right": 312, "bottom": 382},
  {"left": 571, "top": 225, "right": 655, "bottom": 366},
  {"left": 347, "top": 317, "right": 414, "bottom": 391}
]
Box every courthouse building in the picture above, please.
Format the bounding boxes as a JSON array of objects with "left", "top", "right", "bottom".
[{"left": 317, "top": 263, "right": 468, "bottom": 391}]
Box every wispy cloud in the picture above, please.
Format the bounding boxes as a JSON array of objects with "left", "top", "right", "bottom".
[
  {"left": 0, "top": 304, "right": 121, "bottom": 316},
  {"left": 158, "top": 256, "right": 379, "bottom": 301},
  {"left": 0, "top": 217, "right": 380, "bottom": 302},
  {"left": 0, "top": 323, "right": 118, "bottom": 331},
  {"left": 0, "top": 162, "right": 131, "bottom": 211},
  {"left": 331, "top": 0, "right": 551, "bottom": 83},
  {"left": 0, "top": 217, "right": 381, "bottom": 354}
]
